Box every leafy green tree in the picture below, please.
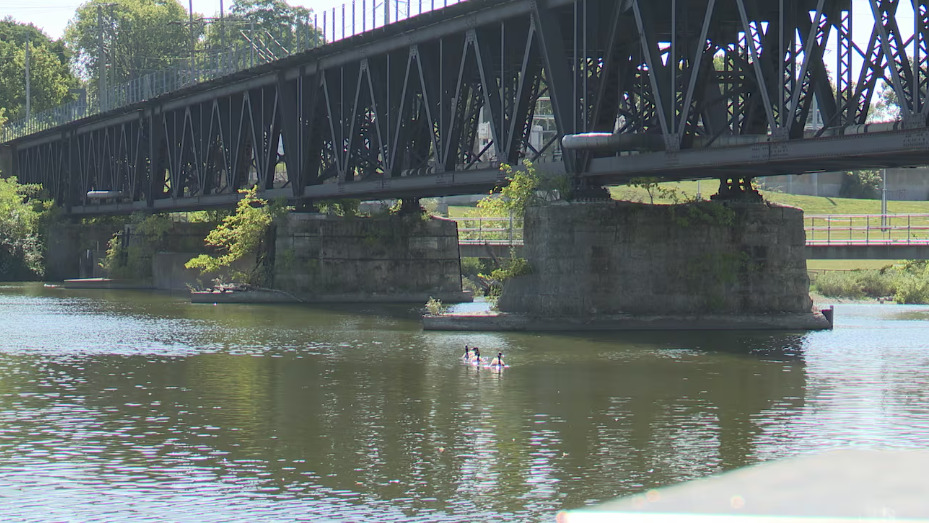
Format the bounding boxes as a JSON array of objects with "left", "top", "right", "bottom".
[
  {"left": 477, "top": 160, "right": 543, "bottom": 220},
  {"left": 839, "top": 169, "right": 882, "bottom": 199},
  {"left": 65, "top": 0, "right": 192, "bottom": 87},
  {"left": 185, "top": 186, "right": 273, "bottom": 284},
  {"left": 0, "top": 19, "right": 78, "bottom": 120},
  {"left": 0, "top": 177, "right": 52, "bottom": 280},
  {"left": 201, "top": 0, "right": 321, "bottom": 59}
]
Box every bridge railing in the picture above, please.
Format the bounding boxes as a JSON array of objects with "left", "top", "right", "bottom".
[
  {"left": 805, "top": 214, "right": 929, "bottom": 245},
  {"left": 448, "top": 216, "right": 524, "bottom": 246},
  {"left": 1, "top": 0, "right": 468, "bottom": 143}
]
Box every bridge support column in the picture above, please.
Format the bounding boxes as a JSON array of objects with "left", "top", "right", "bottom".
[
  {"left": 271, "top": 213, "right": 467, "bottom": 303},
  {"left": 0, "top": 144, "right": 12, "bottom": 177},
  {"left": 497, "top": 201, "right": 830, "bottom": 329}
]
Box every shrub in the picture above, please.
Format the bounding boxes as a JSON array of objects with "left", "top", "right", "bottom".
[
  {"left": 893, "top": 272, "right": 929, "bottom": 304},
  {"left": 812, "top": 271, "right": 866, "bottom": 299},
  {"left": 425, "top": 297, "right": 447, "bottom": 316},
  {"left": 856, "top": 270, "right": 895, "bottom": 297},
  {"left": 839, "top": 170, "right": 882, "bottom": 199}
]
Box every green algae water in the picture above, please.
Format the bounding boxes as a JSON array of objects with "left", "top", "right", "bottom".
[{"left": 0, "top": 282, "right": 928, "bottom": 521}]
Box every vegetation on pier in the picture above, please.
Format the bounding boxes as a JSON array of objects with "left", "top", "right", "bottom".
[{"left": 185, "top": 186, "right": 276, "bottom": 286}]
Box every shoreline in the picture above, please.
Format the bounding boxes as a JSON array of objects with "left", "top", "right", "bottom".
[
  {"left": 810, "top": 291, "right": 894, "bottom": 307},
  {"left": 423, "top": 309, "right": 834, "bottom": 332}
]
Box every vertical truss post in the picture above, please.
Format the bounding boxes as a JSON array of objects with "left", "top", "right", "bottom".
[
  {"left": 531, "top": 0, "right": 578, "bottom": 173},
  {"left": 837, "top": 7, "right": 853, "bottom": 126}
]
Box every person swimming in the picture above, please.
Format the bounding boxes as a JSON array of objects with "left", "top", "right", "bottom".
[{"left": 490, "top": 352, "right": 505, "bottom": 366}]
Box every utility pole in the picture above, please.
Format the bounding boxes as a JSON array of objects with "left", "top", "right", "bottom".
[
  {"left": 220, "top": 0, "right": 225, "bottom": 51},
  {"left": 97, "top": 4, "right": 107, "bottom": 111},
  {"left": 189, "top": 0, "right": 196, "bottom": 78},
  {"left": 882, "top": 168, "right": 888, "bottom": 228},
  {"left": 25, "top": 37, "right": 31, "bottom": 120}
]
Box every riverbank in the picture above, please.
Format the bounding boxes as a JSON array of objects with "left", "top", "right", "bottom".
[
  {"left": 423, "top": 309, "right": 834, "bottom": 331},
  {"left": 810, "top": 291, "right": 894, "bottom": 307}
]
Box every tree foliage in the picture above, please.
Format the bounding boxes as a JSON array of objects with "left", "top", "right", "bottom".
[
  {"left": 813, "top": 262, "right": 929, "bottom": 304},
  {"left": 64, "top": 0, "right": 192, "bottom": 86},
  {"left": 185, "top": 186, "right": 273, "bottom": 284},
  {"left": 201, "top": 0, "right": 321, "bottom": 58},
  {"left": 839, "top": 169, "right": 882, "bottom": 199},
  {"left": 477, "top": 160, "right": 543, "bottom": 220},
  {"left": 0, "top": 176, "right": 51, "bottom": 280},
  {"left": 0, "top": 18, "right": 78, "bottom": 120}
]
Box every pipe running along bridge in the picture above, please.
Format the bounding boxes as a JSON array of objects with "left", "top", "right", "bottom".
[{"left": 3, "top": 0, "right": 929, "bottom": 216}]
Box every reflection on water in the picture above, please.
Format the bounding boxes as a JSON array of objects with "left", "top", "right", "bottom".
[{"left": 0, "top": 284, "right": 927, "bottom": 520}]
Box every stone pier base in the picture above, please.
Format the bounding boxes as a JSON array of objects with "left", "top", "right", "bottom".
[
  {"left": 489, "top": 200, "right": 828, "bottom": 330},
  {"left": 271, "top": 213, "right": 468, "bottom": 303}
]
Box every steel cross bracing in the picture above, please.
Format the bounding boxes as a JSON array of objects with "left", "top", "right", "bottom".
[{"left": 7, "top": 0, "right": 929, "bottom": 215}]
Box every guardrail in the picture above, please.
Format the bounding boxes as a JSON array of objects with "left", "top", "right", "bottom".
[
  {"left": 2, "top": 0, "right": 468, "bottom": 143},
  {"left": 805, "top": 214, "right": 929, "bottom": 245}
]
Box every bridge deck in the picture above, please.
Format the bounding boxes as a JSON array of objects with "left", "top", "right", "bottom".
[{"left": 6, "top": 0, "right": 929, "bottom": 215}]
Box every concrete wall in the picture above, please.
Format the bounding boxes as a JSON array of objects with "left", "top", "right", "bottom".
[
  {"left": 272, "top": 213, "right": 463, "bottom": 299},
  {"left": 761, "top": 168, "right": 929, "bottom": 200},
  {"left": 0, "top": 145, "right": 12, "bottom": 178},
  {"left": 45, "top": 222, "right": 123, "bottom": 281},
  {"left": 152, "top": 252, "right": 209, "bottom": 290},
  {"left": 48, "top": 214, "right": 465, "bottom": 300},
  {"left": 498, "top": 201, "right": 812, "bottom": 316}
]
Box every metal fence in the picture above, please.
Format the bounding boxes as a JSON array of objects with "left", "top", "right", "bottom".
[
  {"left": 805, "top": 214, "right": 929, "bottom": 245},
  {"left": 449, "top": 216, "right": 523, "bottom": 245},
  {"left": 448, "top": 213, "right": 929, "bottom": 248},
  {"left": 1, "top": 0, "right": 468, "bottom": 143}
]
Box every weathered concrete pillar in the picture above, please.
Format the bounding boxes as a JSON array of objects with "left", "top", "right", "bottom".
[
  {"left": 0, "top": 145, "right": 13, "bottom": 177},
  {"left": 45, "top": 222, "right": 123, "bottom": 281},
  {"left": 271, "top": 213, "right": 468, "bottom": 302},
  {"left": 497, "top": 200, "right": 827, "bottom": 328}
]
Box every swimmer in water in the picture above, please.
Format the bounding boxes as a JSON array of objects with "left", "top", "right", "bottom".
[{"left": 490, "top": 352, "right": 505, "bottom": 366}]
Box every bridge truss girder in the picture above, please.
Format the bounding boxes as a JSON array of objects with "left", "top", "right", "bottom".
[{"left": 10, "top": 0, "right": 929, "bottom": 214}]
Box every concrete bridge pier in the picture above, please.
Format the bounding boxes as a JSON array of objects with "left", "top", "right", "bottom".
[
  {"left": 270, "top": 213, "right": 468, "bottom": 302},
  {"left": 497, "top": 200, "right": 831, "bottom": 330},
  {"left": 50, "top": 213, "right": 470, "bottom": 304},
  {"left": 0, "top": 145, "right": 12, "bottom": 177}
]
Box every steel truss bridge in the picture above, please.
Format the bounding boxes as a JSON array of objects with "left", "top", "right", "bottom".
[{"left": 6, "top": 0, "right": 929, "bottom": 215}]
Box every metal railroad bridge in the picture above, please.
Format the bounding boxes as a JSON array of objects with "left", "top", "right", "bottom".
[{"left": 4, "top": 0, "right": 929, "bottom": 216}]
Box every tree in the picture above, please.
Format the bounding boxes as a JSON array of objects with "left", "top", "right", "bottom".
[
  {"left": 201, "top": 0, "right": 321, "bottom": 60},
  {"left": 839, "top": 169, "right": 882, "bottom": 199},
  {"left": 185, "top": 186, "right": 273, "bottom": 284},
  {"left": 873, "top": 81, "right": 902, "bottom": 122},
  {"left": 64, "top": 0, "right": 192, "bottom": 88},
  {"left": 0, "top": 176, "right": 51, "bottom": 280},
  {"left": 477, "top": 160, "right": 542, "bottom": 220},
  {"left": 0, "top": 18, "right": 78, "bottom": 120}
]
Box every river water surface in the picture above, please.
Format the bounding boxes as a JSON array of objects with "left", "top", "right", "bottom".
[{"left": 0, "top": 283, "right": 928, "bottom": 521}]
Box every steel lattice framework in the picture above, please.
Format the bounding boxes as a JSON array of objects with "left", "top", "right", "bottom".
[{"left": 5, "top": 0, "right": 929, "bottom": 214}]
